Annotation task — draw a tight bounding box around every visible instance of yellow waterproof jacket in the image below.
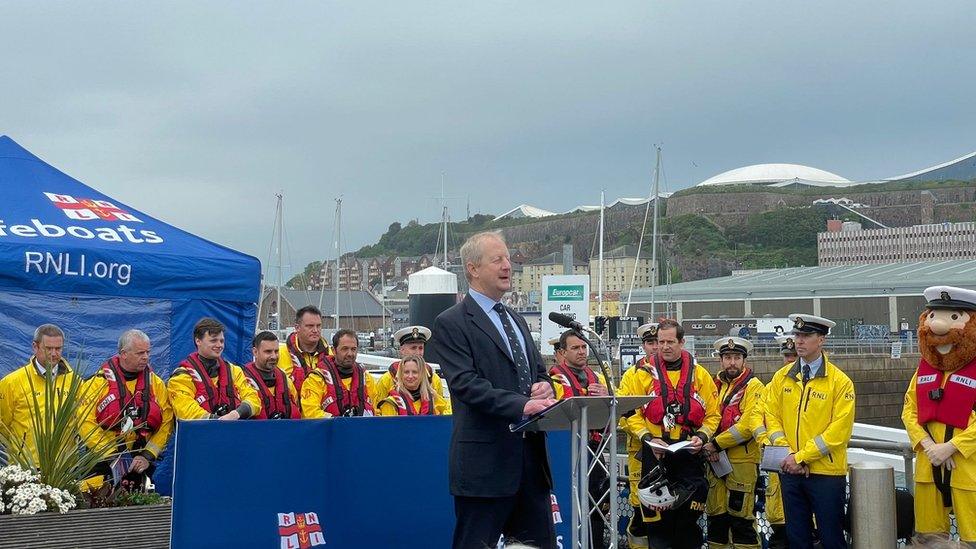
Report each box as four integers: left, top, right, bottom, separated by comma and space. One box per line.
167, 362, 261, 420
621, 359, 721, 443
300, 368, 378, 419
618, 361, 655, 456
751, 383, 776, 446
376, 391, 452, 416
278, 341, 333, 380
551, 365, 608, 400
713, 373, 764, 463
764, 354, 855, 476
79, 369, 174, 459
0, 358, 78, 462
903, 370, 976, 489
373, 365, 446, 408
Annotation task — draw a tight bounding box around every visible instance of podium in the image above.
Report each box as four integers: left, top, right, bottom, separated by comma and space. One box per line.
513, 395, 652, 549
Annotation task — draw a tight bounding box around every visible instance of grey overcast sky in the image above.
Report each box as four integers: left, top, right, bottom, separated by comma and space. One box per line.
2, 1, 973, 278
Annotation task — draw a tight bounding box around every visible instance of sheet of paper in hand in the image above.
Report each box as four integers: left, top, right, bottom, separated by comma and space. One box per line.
761, 445, 792, 473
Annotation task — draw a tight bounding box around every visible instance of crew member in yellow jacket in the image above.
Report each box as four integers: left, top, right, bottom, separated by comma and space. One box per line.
902, 285, 976, 543
703, 337, 764, 549
167, 318, 261, 420
79, 329, 173, 488
617, 322, 659, 549
763, 314, 855, 549
752, 335, 798, 549
301, 329, 377, 418
0, 324, 79, 463
621, 319, 720, 549
376, 354, 451, 416
372, 325, 446, 408
278, 305, 334, 394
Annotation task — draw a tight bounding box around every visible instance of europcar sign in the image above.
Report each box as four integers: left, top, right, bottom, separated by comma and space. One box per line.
541, 275, 590, 356
547, 285, 585, 301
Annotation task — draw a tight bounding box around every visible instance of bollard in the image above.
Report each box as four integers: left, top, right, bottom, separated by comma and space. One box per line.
849, 462, 897, 548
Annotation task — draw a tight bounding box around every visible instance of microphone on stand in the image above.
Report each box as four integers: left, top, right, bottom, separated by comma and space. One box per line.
548, 311, 584, 332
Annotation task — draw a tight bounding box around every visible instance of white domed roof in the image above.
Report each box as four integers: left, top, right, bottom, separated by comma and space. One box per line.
697, 163, 851, 187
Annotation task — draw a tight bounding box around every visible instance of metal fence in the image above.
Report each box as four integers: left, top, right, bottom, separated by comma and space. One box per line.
685, 336, 918, 357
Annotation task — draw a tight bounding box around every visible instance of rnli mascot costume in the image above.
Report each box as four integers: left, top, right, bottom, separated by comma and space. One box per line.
903, 285, 976, 543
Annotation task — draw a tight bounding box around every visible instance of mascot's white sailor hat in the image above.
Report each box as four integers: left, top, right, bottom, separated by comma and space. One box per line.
713, 336, 753, 357
393, 326, 432, 346
774, 334, 797, 354
548, 336, 562, 350
788, 314, 835, 335
923, 286, 976, 311
636, 323, 659, 342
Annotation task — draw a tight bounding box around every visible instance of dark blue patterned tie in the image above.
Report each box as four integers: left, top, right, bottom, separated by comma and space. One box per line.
802, 364, 811, 385
493, 302, 532, 395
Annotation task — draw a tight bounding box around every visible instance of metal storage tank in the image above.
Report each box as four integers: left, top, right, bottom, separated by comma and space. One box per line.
408, 267, 459, 357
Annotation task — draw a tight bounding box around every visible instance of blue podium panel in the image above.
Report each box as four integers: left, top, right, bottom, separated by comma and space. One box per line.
326, 416, 455, 548
171, 418, 574, 549
171, 420, 333, 549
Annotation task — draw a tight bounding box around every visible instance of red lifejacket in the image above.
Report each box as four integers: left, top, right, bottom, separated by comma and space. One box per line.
715, 368, 754, 433
385, 389, 435, 416
179, 353, 239, 414
242, 362, 301, 420
642, 351, 707, 434
285, 332, 334, 394
387, 360, 435, 383
549, 362, 600, 396
916, 357, 976, 430
94, 356, 163, 437
550, 362, 603, 442
311, 361, 374, 417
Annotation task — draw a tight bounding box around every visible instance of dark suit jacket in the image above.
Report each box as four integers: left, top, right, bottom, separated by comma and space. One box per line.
428, 294, 553, 498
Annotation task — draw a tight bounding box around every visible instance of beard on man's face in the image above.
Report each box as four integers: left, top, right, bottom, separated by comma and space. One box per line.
919, 311, 976, 371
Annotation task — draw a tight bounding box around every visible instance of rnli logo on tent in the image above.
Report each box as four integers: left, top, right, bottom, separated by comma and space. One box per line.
278, 511, 325, 549
44, 192, 142, 223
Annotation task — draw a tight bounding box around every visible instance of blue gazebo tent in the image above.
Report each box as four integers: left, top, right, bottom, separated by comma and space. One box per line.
0, 135, 261, 377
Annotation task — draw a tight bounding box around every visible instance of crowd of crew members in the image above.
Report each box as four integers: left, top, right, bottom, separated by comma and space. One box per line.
3, 285, 976, 549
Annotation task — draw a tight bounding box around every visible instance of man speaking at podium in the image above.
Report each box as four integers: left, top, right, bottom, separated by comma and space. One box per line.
429, 231, 558, 549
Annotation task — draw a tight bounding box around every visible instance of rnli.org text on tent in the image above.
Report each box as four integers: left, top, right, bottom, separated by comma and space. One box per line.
25, 251, 131, 286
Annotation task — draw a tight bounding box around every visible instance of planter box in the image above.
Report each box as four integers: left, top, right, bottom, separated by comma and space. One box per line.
0, 504, 171, 549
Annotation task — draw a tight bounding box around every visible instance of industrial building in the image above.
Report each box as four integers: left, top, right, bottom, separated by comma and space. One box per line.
626, 260, 976, 335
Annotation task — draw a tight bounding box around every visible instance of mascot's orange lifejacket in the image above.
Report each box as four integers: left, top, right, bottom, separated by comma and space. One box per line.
95, 356, 163, 436
716, 368, 754, 433
641, 350, 706, 435
916, 358, 976, 430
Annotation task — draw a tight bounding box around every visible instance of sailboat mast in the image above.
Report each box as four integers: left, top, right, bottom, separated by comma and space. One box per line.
276, 193, 283, 332
649, 147, 661, 319
335, 197, 342, 329
598, 190, 605, 318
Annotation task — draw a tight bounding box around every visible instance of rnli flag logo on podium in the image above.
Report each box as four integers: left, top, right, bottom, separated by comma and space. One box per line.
550, 493, 562, 525
44, 192, 142, 222
277, 511, 325, 549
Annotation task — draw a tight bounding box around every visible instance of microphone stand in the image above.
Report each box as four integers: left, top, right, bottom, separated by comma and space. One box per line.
569, 325, 619, 549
